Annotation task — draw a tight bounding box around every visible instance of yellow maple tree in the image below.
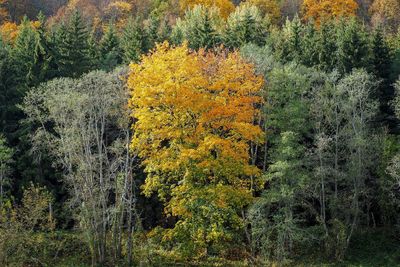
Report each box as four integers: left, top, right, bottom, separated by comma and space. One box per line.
128, 42, 264, 255
179, 0, 235, 18
302, 0, 358, 24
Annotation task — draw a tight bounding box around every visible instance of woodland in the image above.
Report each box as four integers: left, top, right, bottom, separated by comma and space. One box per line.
0, 0, 400, 266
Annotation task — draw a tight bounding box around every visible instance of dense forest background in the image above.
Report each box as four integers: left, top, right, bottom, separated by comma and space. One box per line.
1, 0, 400, 266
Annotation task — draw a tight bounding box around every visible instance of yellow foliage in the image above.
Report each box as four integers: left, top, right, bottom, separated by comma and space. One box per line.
104, 1, 133, 29
128, 42, 264, 253
242, 0, 281, 24
302, 0, 358, 24
179, 0, 235, 18
0, 22, 18, 43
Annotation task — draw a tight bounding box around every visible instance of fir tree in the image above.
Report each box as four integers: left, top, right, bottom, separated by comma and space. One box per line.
317, 20, 337, 71
224, 4, 267, 48
335, 19, 370, 74
31, 12, 54, 85
99, 22, 122, 71
55, 10, 92, 78
12, 16, 38, 87
371, 26, 395, 128
121, 17, 146, 64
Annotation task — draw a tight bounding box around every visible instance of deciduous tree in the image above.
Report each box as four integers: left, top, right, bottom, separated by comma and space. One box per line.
128, 42, 264, 256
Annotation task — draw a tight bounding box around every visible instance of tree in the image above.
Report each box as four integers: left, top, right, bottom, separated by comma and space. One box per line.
249, 64, 315, 261
128, 42, 264, 257
302, 0, 359, 25
172, 5, 222, 50
179, 0, 235, 18
0, 135, 13, 205
369, 0, 400, 31
23, 68, 139, 265
54, 10, 93, 77
224, 4, 268, 48
242, 0, 281, 24
99, 22, 122, 71
121, 17, 147, 63
12, 16, 38, 87
335, 19, 370, 74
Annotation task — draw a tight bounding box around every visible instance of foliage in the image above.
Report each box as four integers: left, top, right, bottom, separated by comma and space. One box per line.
171, 5, 222, 49
242, 0, 281, 24
179, 0, 235, 18
224, 4, 269, 48
369, 0, 400, 31
0, 135, 13, 203
302, 0, 359, 25
23, 68, 139, 265
0, 183, 55, 266
128, 42, 264, 257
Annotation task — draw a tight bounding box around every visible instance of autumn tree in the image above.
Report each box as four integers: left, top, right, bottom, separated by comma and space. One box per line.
128, 42, 264, 256
302, 0, 358, 25
180, 0, 235, 18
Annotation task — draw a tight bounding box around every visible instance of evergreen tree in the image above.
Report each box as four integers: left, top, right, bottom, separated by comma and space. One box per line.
300, 20, 318, 67
275, 16, 303, 63
172, 5, 221, 50
99, 22, 122, 71
31, 12, 54, 85
335, 19, 370, 74
12, 16, 38, 88
121, 17, 146, 64
371, 26, 396, 128
224, 4, 268, 48
55, 10, 93, 78
316, 20, 337, 71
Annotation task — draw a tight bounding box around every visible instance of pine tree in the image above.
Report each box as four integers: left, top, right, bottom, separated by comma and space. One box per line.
173, 5, 221, 50
55, 10, 93, 78
300, 21, 318, 67
371, 26, 395, 127
335, 19, 370, 74
99, 22, 122, 71
12, 16, 38, 87
224, 4, 267, 48
317, 20, 337, 71
31, 12, 54, 85
121, 17, 146, 64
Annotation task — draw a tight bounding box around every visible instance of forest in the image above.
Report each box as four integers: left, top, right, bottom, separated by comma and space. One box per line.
0, 0, 400, 266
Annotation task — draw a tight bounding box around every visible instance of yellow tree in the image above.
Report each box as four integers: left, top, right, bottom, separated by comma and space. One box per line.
128, 42, 264, 256
302, 0, 358, 24
242, 0, 281, 24
179, 0, 235, 18
0, 22, 18, 43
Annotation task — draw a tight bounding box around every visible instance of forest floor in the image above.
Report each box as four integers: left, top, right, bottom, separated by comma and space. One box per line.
48, 228, 400, 267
